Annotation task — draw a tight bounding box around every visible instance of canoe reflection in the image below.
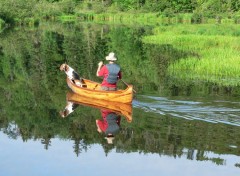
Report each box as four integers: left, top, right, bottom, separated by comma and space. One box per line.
62, 91, 132, 122
60, 91, 133, 144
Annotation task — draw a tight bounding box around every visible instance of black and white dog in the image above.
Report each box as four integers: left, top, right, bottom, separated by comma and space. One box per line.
60, 63, 85, 87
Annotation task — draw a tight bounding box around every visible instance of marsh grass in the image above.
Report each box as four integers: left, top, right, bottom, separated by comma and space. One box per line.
143, 24, 240, 86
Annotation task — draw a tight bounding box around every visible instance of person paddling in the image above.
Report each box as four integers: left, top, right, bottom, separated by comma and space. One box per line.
96, 52, 122, 91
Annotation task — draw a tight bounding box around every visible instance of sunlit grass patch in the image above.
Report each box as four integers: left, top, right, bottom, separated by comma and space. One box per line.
142, 24, 240, 86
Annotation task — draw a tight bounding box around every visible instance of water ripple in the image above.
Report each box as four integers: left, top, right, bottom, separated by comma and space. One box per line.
133, 96, 240, 127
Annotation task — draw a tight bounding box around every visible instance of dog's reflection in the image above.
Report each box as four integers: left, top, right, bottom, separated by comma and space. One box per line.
59, 101, 79, 118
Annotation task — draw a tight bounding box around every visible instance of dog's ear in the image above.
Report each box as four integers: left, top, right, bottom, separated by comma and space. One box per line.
59, 111, 65, 117
64, 109, 70, 116
65, 64, 69, 72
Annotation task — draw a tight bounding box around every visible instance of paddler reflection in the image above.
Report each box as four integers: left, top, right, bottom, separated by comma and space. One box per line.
96, 109, 121, 144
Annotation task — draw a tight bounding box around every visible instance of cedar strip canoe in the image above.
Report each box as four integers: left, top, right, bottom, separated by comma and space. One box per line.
67, 91, 133, 122
66, 78, 133, 104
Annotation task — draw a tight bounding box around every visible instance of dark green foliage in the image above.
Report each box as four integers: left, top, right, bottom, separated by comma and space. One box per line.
0, 0, 239, 25
191, 12, 204, 24
0, 0, 38, 22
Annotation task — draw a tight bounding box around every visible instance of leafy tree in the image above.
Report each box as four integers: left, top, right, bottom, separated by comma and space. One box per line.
0, 0, 38, 22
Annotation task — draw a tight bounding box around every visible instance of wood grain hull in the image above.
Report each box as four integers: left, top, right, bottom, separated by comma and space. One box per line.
66, 78, 133, 104
66, 91, 133, 122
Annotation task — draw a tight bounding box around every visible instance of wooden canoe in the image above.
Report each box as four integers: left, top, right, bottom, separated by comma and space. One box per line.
66, 91, 133, 122
66, 77, 133, 104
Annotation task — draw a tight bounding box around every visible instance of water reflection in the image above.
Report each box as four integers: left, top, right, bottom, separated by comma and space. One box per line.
0, 22, 240, 174
65, 91, 133, 122
60, 101, 79, 118
60, 91, 132, 144
96, 109, 121, 144
134, 95, 240, 127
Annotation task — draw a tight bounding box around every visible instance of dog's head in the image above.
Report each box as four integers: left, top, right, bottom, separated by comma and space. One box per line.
60, 64, 69, 71
59, 109, 70, 118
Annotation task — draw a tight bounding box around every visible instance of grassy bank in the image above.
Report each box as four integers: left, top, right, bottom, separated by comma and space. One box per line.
142, 24, 240, 86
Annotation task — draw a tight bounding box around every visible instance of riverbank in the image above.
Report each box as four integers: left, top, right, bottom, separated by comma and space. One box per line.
58, 12, 240, 26
1, 11, 240, 30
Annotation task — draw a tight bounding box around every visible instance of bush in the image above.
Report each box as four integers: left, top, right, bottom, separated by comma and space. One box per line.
0, 0, 38, 23
34, 1, 63, 19
191, 12, 203, 24
233, 12, 240, 24
59, 0, 76, 14
162, 8, 175, 18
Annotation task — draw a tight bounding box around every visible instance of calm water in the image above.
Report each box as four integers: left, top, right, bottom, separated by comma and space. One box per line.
0, 22, 239, 175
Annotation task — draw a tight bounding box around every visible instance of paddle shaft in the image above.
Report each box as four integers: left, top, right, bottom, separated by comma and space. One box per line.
120, 79, 137, 93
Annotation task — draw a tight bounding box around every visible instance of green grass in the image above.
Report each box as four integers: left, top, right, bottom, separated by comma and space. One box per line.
142, 24, 240, 86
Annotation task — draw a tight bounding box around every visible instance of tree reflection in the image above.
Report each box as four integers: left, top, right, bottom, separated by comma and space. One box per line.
0, 22, 239, 165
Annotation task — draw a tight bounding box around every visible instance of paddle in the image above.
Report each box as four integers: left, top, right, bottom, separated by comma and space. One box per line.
120, 79, 137, 93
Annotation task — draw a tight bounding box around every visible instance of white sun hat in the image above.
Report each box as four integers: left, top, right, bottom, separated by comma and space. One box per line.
106, 52, 117, 61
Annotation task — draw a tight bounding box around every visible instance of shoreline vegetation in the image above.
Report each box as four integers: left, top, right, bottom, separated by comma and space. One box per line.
1, 11, 240, 28
0, 0, 240, 87
0, 0, 240, 27
59, 12, 239, 25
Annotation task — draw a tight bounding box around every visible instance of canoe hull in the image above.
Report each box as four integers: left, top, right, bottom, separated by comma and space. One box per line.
66, 78, 133, 104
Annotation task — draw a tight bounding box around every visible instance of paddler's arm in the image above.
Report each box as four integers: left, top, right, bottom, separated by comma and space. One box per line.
96, 120, 103, 133
96, 61, 103, 76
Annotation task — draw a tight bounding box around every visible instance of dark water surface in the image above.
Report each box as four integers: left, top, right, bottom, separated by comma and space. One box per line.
0, 22, 239, 176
